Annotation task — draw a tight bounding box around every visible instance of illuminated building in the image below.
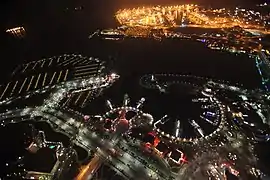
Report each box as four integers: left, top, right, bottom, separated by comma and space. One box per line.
6, 27, 26, 38
26, 142, 40, 154
115, 5, 270, 34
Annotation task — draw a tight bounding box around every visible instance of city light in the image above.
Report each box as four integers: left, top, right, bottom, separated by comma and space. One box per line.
2, 2, 270, 176
115, 4, 270, 34
6, 27, 26, 38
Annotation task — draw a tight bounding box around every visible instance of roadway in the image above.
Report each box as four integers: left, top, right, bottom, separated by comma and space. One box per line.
52, 145, 76, 179
0, 92, 173, 180
0, 72, 177, 180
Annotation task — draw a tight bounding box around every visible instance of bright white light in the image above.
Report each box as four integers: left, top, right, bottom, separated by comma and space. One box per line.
110, 73, 117, 78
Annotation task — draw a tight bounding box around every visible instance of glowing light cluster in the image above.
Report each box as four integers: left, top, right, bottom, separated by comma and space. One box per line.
115, 4, 269, 33
6, 27, 26, 38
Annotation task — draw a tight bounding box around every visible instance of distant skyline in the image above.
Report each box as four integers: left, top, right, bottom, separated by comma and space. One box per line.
114, 0, 267, 8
